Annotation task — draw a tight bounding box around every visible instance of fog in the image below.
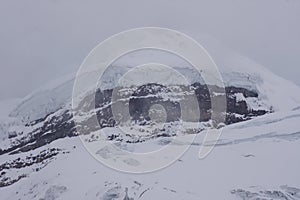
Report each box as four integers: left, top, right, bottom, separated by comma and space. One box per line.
0, 0, 299, 100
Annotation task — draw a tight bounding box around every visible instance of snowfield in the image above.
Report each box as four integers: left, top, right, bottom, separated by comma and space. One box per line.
1, 108, 300, 200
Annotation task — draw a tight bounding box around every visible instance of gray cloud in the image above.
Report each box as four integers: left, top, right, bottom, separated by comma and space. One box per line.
0, 0, 299, 100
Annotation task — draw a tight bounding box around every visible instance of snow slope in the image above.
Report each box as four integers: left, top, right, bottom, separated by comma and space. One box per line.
1, 109, 300, 200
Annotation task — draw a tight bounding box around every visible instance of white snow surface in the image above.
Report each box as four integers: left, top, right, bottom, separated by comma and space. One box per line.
0, 109, 300, 200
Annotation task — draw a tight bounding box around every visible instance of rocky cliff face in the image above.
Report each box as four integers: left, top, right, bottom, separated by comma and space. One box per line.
0, 82, 269, 157
96, 82, 268, 126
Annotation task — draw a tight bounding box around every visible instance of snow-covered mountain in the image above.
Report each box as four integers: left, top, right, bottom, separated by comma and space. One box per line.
1, 37, 300, 200
9, 41, 300, 124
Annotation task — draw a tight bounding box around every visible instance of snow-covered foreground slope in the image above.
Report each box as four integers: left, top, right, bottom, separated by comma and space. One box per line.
1, 108, 300, 200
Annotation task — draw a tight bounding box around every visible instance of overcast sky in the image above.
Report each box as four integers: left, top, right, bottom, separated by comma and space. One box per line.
0, 0, 299, 100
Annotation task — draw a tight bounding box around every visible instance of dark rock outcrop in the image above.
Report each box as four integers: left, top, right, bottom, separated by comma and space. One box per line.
0, 82, 270, 155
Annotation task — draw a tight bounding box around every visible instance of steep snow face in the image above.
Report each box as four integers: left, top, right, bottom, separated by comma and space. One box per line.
8, 36, 300, 123
193, 33, 300, 112
9, 73, 75, 123
0, 99, 20, 119
214, 51, 300, 112
0, 99, 22, 144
